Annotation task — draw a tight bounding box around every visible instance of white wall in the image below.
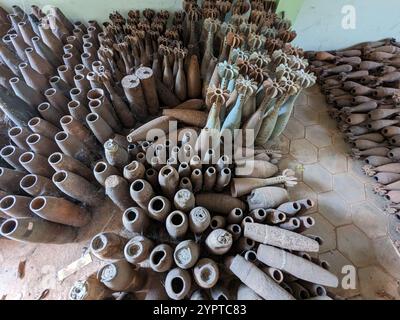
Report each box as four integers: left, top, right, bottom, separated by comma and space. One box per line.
292, 0, 400, 51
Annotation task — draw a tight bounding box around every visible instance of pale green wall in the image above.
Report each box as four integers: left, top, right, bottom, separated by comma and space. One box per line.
0, 0, 182, 22
276, 0, 305, 22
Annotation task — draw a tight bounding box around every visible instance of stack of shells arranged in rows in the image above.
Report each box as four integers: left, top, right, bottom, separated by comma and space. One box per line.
0, 1, 332, 301
308, 39, 400, 215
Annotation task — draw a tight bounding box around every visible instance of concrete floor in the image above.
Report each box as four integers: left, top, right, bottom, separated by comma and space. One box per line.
0, 86, 399, 300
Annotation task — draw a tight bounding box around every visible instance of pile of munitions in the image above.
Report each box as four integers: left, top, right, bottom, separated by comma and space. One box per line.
308, 39, 400, 214
0, 1, 337, 300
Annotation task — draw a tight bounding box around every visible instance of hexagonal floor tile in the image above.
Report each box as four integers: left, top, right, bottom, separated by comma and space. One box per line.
319, 146, 348, 174
294, 105, 320, 126
351, 202, 388, 239
337, 225, 377, 267
308, 92, 328, 111
319, 250, 360, 298
373, 237, 400, 279
303, 163, 333, 193
358, 266, 400, 300
333, 173, 366, 203
283, 118, 305, 140
290, 139, 318, 164
332, 133, 352, 154
287, 182, 317, 214
318, 112, 338, 134
318, 191, 352, 227
304, 85, 321, 96
305, 125, 333, 148
295, 92, 308, 106
304, 213, 337, 253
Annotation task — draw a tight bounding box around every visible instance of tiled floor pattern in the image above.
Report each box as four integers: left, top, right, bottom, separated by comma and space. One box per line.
0, 86, 399, 299
271, 85, 400, 299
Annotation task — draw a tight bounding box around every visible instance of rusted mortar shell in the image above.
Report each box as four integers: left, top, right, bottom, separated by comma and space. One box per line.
210, 216, 227, 230
237, 284, 263, 300
235, 160, 279, 178
28, 117, 58, 140
299, 281, 327, 297
306, 296, 333, 301
276, 201, 301, 216
229, 255, 295, 300
0, 217, 77, 244
73, 74, 91, 92
227, 208, 245, 224
104, 139, 129, 170
257, 244, 338, 288
159, 165, 179, 199
54, 131, 93, 164
8, 127, 31, 150
244, 250, 258, 264
193, 258, 219, 289
165, 268, 192, 300
69, 274, 112, 300
20, 174, 61, 197
19, 152, 55, 178
172, 99, 204, 110
279, 218, 301, 231
265, 209, 287, 224
26, 133, 59, 157
210, 283, 235, 300
52, 170, 102, 206
241, 216, 255, 229
88, 97, 120, 133
0, 145, 26, 171
216, 155, 231, 172
174, 240, 200, 269
123, 161, 145, 183
288, 282, 310, 300
38, 102, 63, 128
215, 168, 232, 192
203, 166, 217, 191
90, 232, 127, 261
136, 152, 147, 165
127, 144, 140, 159
177, 162, 191, 179
227, 224, 242, 241
44, 88, 69, 114
190, 155, 202, 171
86, 113, 114, 144
121, 74, 148, 121
195, 193, 247, 215
236, 237, 256, 252
135, 67, 159, 116
244, 223, 320, 252
127, 116, 174, 143
162, 109, 208, 127
0, 167, 25, 193
189, 206, 211, 234
166, 211, 189, 239
247, 187, 290, 211
297, 198, 316, 214
124, 235, 154, 264
297, 216, 316, 233
57, 65, 74, 87
81, 52, 95, 70
232, 178, 280, 198
130, 179, 154, 210
190, 290, 209, 300
149, 244, 174, 273
250, 208, 268, 223
189, 169, 202, 193
122, 207, 149, 234
384, 191, 400, 203
60, 115, 91, 142
262, 267, 284, 284
0, 195, 33, 218
174, 188, 195, 212
206, 229, 233, 255
49, 152, 93, 182
93, 161, 119, 187
105, 175, 135, 211
179, 177, 193, 191
97, 260, 146, 292
30, 196, 90, 227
